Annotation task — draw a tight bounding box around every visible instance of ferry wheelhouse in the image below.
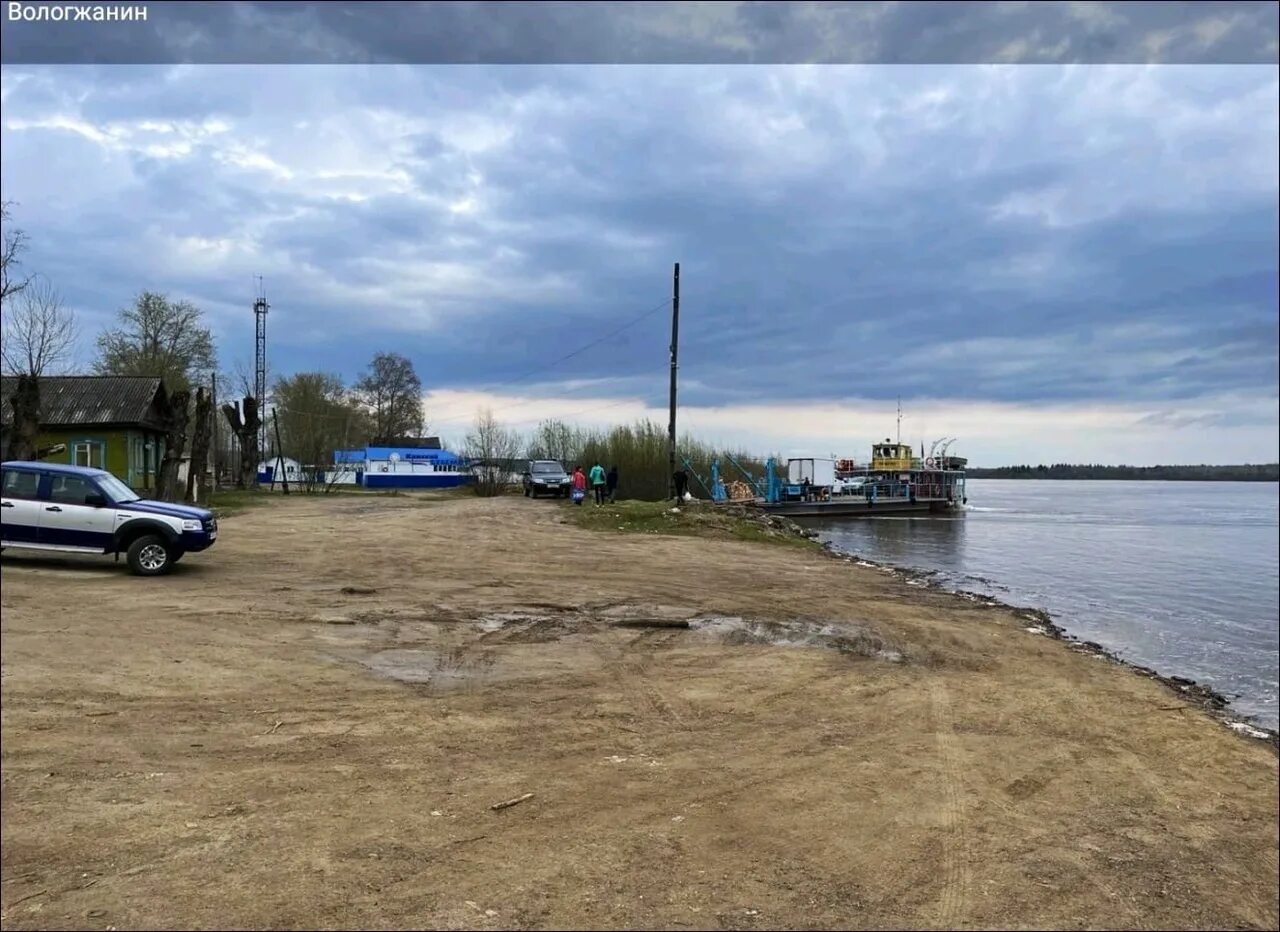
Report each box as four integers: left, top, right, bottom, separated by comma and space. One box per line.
753, 438, 967, 518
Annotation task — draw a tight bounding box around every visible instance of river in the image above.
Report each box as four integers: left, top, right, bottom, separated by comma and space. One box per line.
811, 479, 1280, 729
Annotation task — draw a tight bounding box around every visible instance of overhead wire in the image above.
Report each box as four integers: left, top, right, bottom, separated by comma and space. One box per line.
271, 292, 676, 431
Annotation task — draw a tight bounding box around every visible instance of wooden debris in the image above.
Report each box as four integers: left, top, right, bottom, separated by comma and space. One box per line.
614, 619, 690, 629
8, 889, 48, 907
489, 793, 534, 811
340, 586, 377, 595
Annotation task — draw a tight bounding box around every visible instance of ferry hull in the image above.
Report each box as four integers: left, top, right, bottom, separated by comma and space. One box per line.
756, 497, 959, 518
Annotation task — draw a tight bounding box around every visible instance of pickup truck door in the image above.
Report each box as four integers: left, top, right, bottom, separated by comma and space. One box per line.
0, 467, 44, 544
37, 473, 114, 551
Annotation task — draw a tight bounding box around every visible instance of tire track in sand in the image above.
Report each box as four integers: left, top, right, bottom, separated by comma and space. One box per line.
928, 680, 972, 928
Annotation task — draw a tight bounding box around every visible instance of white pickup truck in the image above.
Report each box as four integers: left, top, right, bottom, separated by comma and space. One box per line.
1, 460, 218, 576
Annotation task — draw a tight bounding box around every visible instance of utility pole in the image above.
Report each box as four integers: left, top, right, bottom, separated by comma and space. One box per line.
667, 262, 680, 499
254, 278, 269, 468
272, 408, 290, 494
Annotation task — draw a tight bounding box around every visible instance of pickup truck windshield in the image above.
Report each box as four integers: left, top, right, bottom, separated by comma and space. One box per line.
96, 473, 140, 503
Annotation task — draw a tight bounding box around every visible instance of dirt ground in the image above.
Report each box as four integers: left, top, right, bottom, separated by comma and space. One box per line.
2, 493, 1277, 931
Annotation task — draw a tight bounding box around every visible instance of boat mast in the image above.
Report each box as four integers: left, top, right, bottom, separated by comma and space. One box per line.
896, 396, 902, 446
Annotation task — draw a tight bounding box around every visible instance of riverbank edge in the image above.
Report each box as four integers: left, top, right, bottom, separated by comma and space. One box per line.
813, 538, 1280, 750
565, 499, 1277, 749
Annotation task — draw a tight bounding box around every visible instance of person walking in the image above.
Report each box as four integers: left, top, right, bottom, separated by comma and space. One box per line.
589, 461, 607, 505
673, 468, 688, 502
606, 465, 619, 503
571, 465, 587, 505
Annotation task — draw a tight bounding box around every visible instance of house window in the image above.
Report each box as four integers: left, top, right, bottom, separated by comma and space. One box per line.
72, 441, 106, 469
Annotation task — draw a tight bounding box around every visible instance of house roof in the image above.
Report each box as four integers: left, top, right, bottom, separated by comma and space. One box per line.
333, 446, 464, 463
0, 375, 168, 430
369, 436, 442, 449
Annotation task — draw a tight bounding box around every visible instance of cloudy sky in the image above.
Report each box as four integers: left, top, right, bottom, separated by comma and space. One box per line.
1, 7, 1277, 464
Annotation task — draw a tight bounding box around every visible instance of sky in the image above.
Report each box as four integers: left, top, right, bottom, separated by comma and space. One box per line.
1, 6, 1277, 465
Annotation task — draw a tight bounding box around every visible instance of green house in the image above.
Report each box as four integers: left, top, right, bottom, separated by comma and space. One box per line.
0, 375, 170, 492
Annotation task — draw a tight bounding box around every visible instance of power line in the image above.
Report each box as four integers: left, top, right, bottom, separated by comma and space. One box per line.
271, 294, 672, 432
473, 296, 671, 395
427, 365, 659, 427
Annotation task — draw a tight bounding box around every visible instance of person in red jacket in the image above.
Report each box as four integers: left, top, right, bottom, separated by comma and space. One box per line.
571, 465, 588, 505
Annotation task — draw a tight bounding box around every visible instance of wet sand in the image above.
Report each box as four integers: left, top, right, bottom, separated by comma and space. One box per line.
2, 494, 1277, 930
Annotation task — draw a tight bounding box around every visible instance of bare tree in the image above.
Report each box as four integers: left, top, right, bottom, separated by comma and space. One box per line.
273, 371, 369, 492
4, 374, 39, 461
1, 276, 77, 377
185, 387, 214, 503
221, 395, 262, 489
464, 408, 522, 497
210, 363, 254, 484
0, 201, 31, 305
156, 389, 192, 502
526, 418, 583, 466
95, 291, 216, 392
1, 207, 65, 463
354, 351, 424, 442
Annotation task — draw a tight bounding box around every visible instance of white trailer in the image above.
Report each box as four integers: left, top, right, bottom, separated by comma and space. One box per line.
786, 457, 836, 488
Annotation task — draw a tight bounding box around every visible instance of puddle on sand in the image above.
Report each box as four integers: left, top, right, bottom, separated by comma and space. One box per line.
475, 612, 547, 633
599, 603, 699, 622
339, 604, 904, 691
688, 615, 903, 662
362, 648, 499, 688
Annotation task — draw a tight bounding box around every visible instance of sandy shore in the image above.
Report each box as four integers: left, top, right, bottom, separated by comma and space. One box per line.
2, 493, 1277, 930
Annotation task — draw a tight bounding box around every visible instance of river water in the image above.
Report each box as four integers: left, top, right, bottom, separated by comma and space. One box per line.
811, 480, 1280, 729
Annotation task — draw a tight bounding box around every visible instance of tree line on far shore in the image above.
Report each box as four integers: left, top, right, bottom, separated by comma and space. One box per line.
967, 464, 1279, 481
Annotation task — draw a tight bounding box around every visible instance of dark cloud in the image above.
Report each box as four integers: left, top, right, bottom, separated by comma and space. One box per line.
2, 1, 1277, 65
0, 64, 1275, 430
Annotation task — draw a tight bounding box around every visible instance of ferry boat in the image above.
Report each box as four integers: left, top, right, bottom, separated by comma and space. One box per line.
752, 438, 967, 518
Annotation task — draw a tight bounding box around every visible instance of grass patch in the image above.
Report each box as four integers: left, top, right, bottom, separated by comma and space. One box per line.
207, 485, 376, 516
564, 499, 821, 550
207, 484, 474, 516
207, 488, 277, 518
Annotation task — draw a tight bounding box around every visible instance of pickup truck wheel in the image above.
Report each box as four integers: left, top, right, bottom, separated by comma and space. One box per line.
127, 534, 175, 576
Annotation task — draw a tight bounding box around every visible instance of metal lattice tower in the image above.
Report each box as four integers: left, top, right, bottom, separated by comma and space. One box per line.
254, 289, 268, 460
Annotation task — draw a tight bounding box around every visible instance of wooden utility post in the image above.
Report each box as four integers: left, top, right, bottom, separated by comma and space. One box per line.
272, 407, 290, 494
667, 262, 680, 499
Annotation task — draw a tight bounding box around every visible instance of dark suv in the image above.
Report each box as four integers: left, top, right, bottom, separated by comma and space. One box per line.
522, 460, 571, 498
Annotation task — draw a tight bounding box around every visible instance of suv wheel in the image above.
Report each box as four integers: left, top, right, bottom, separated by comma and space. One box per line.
127, 534, 175, 576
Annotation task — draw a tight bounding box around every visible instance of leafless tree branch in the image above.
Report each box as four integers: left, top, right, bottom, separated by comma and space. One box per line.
0, 275, 77, 377
0, 200, 32, 305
